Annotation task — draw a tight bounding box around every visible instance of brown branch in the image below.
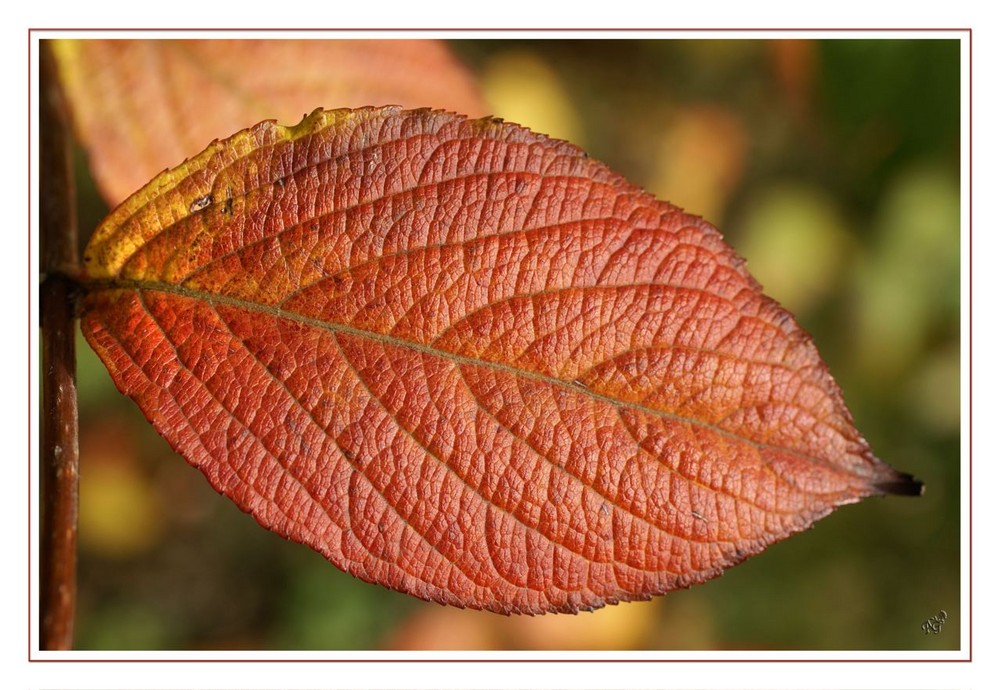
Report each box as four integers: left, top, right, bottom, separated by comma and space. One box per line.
39, 39, 80, 652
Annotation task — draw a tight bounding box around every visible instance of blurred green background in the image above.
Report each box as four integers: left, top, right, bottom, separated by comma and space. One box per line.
68, 38, 961, 651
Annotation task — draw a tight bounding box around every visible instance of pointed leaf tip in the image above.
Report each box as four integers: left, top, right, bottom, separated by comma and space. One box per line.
874, 472, 925, 497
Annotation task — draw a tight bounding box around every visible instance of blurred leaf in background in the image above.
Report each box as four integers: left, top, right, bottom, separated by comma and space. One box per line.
64, 36, 961, 651
53, 39, 488, 207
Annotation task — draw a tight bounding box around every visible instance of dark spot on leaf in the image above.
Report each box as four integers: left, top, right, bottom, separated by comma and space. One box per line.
189, 194, 213, 213
463, 241, 479, 268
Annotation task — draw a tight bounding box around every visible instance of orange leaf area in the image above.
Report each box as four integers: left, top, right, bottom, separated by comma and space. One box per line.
52, 39, 486, 206
80, 107, 920, 614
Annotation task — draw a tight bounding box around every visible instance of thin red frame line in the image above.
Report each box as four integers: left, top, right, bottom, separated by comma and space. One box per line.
967, 26, 973, 664
27, 27, 34, 664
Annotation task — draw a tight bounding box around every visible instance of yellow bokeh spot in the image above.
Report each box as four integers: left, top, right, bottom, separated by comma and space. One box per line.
647, 104, 747, 223
480, 50, 585, 147
734, 183, 854, 315
80, 459, 163, 558
501, 597, 662, 650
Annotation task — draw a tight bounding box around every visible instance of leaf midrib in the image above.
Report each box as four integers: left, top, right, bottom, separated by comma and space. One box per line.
86, 277, 866, 484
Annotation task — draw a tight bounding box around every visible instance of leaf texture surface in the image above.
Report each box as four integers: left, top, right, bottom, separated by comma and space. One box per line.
52, 39, 486, 206
80, 107, 920, 614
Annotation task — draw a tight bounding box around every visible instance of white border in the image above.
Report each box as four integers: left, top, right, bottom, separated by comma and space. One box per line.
13, 21, 982, 690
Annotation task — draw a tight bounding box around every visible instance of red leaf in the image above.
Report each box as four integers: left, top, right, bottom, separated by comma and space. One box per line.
81, 107, 920, 614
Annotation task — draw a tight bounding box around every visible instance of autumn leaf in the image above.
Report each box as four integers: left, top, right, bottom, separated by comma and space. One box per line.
80, 107, 920, 614
51, 39, 486, 206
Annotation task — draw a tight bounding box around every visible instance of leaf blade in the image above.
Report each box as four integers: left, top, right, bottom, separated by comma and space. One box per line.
82, 107, 919, 613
